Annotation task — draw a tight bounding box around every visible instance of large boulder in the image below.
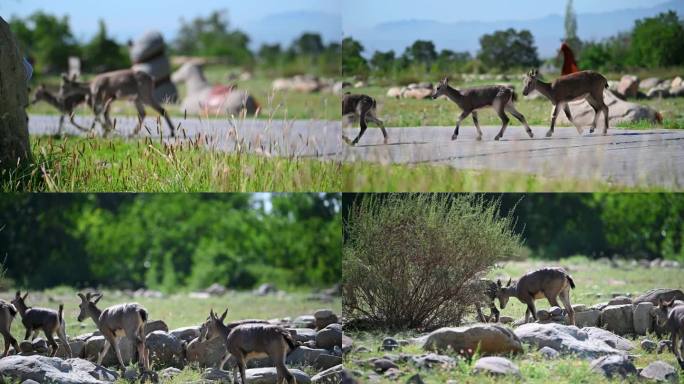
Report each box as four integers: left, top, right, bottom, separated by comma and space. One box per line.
144, 319, 169, 335
575, 309, 601, 328
590, 354, 637, 379
316, 323, 342, 350
145, 331, 185, 368
0, 355, 118, 384
56, 340, 86, 359
185, 337, 225, 368
582, 327, 634, 351
0, 16, 32, 170
633, 289, 684, 305
84, 336, 134, 368
557, 90, 660, 126
314, 309, 339, 330
633, 302, 654, 335
129, 30, 165, 63
419, 324, 523, 355
617, 75, 639, 98
513, 323, 630, 359
289, 328, 317, 343
129, 30, 177, 103
600, 304, 634, 336
245, 367, 311, 384
169, 326, 200, 343
639, 77, 661, 90
639, 360, 679, 382
472, 356, 521, 377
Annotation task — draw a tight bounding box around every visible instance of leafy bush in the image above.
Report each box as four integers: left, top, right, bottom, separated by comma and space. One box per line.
343, 194, 522, 331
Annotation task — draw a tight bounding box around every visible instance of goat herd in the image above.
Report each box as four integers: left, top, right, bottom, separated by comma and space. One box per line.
343, 69, 612, 146
0, 291, 300, 384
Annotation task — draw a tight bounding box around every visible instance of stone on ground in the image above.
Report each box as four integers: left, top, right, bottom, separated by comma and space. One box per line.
311, 364, 344, 384
590, 354, 637, 379
472, 356, 521, 377
145, 331, 185, 368
557, 90, 659, 126
633, 289, 684, 305
0, 355, 118, 384
419, 324, 523, 355
633, 302, 654, 335
639, 360, 679, 382
539, 346, 560, 359
245, 367, 311, 384
169, 325, 200, 343
514, 323, 630, 359
186, 336, 225, 368
641, 339, 657, 353
575, 309, 601, 328
600, 304, 634, 335
315, 323, 342, 350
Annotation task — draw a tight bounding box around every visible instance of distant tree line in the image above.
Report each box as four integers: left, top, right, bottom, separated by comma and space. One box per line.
343, 193, 684, 262
8, 10, 339, 77
0, 193, 341, 291
343, 10, 684, 82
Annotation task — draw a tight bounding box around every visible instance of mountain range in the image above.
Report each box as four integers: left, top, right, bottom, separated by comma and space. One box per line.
346, 0, 684, 57
245, 11, 342, 49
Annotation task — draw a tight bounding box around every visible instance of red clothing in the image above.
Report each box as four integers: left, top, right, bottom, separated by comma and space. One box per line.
560, 42, 579, 75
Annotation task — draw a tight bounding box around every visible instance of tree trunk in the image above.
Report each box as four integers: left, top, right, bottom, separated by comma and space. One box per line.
0, 16, 32, 171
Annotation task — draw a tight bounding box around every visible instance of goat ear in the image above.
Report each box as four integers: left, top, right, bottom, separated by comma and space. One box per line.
93, 294, 102, 304
22, 292, 29, 300
77, 293, 86, 301
496, 279, 502, 288
209, 308, 216, 319
15, 291, 21, 298
219, 308, 228, 322
506, 278, 512, 287
70, 73, 77, 81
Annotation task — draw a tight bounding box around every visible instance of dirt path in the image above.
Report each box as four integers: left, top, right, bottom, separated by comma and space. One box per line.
342, 125, 684, 188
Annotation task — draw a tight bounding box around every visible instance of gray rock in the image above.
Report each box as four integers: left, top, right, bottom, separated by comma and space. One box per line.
575, 309, 601, 328
536, 309, 551, 321
289, 328, 317, 343
499, 316, 514, 324
246, 367, 311, 384
639, 360, 678, 382
311, 364, 343, 384
472, 356, 521, 377
381, 337, 400, 351
582, 327, 634, 351
159, 367, 182, 379
633, 302, 654, 335
342, 334, 353, 354
203, 367, 232, 382
286, 346, 329, 366
21, 380, 40, 384
316, 324, 342, 350
514, 323, 629, 359
618, 75, 639, 98
633, 289, 684, 305
384, 367, 402, 379
0, 355, 118, 384
647, 87, 670, 99
418, 324, 523, 355
314, 309, 339, 330
56, 340, 86, 359
572, 304, 588, 313
144, 319, 169, 335
314, 354, 343, 370
657, 340, 672, 354
293, 315, 316, 329
641, 339, 657, 353
410, 353, 456, 369
19, 340, 33, 353
204, 283, 227, 296
406, 373, 426, 384
590, 302, 609, 311
608, 296, 632, 305
169, 326, 200, 343
590, 354, 637, 379
255, 283, 277, 296
558, 90, 660, 126
539, 346, 559, 359
84, 335, 134, 367
145, 331, 185, 368
374, 358, 398, 372
32, 338, 48, 354
639, 77, 661, 90
548, 306, 564, 317
601, 304, 634, 335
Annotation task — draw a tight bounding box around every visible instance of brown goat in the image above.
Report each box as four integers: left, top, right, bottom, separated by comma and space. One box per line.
199, 309, 298, 384
496, 268, 576, 325
654, 299, 684, 369
0, 300, 19, 357
11, 291, 72, 357
342, 93, 387, 145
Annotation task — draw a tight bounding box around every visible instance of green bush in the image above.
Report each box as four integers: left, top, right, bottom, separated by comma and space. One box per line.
343, 194, 522, 331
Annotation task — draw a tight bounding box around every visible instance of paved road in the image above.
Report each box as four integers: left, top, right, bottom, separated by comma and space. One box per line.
28, 114, 341, 158
342, 125, 684, 188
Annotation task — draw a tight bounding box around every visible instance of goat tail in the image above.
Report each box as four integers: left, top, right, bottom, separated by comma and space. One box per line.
139, 308, 149, 323
279, 328, 299, 351
58, 304, 64, 325
511, 90, 518, 103
567, 275, 576, 289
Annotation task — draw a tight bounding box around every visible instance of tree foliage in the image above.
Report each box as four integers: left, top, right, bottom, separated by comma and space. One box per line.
342, 37, 369, 78
477, 28, 540, 71
628, 11, 684, 68
0, 194, 341, 291
82, 20, 130, 73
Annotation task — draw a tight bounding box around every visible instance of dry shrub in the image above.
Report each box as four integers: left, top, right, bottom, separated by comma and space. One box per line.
343, 194, 522, 331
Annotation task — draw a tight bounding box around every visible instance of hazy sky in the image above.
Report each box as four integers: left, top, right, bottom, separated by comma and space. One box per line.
342, 0, 671, 32
0, 0, 340, 41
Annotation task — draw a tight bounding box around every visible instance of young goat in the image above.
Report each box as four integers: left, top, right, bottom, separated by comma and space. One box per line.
32, 83, 90, 134
199, 309, 298, 384
11, 291, 72, 357
431, 77, 533, 141
77, 292, 150, 375
0, 300, 19, 357
522, 69, 609, 137
653, 299, 684, 369
495, 268, 576, 325
342, 93, 387, 145
469, 278, 501, 323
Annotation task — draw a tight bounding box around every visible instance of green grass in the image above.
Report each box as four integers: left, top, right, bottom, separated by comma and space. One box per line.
4, 288, 340, 383
351, 84, 684, 129
1, 135, 341, 192
28, 65, 338, 121
345, 256, 684, 384
341, 162, 645, 192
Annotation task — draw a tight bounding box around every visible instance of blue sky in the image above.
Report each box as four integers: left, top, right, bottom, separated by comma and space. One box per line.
0, 0, 340, 44
342, 0, 670, 32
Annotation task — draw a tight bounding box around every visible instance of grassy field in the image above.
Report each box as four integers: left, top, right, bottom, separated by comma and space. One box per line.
350, 83, 684, 129
28, 65, 338, 122
1, 136, 340, 192
345, 256, 684, 384
341, 162, 650, 192
2, 288, 341, 383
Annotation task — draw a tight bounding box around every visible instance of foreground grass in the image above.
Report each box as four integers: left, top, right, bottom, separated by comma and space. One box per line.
1, 136, 340, 192
345, 256, 684, 383
29, 66, 338, 121
2, 289, 340, 383
353, 84, 684, 129
341, 162, 645, 192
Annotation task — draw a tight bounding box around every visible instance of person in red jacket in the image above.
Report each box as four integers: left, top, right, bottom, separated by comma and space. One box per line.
559, 41, 579, 75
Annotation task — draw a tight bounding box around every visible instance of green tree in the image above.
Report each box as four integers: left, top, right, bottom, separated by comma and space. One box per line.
628, 11, 684, 68
404, 40, 437, 66
258, 43, 282, 66
342, 37, 369, 78
370, 50, 395, 75
291, 33, 325, 56
82, 19, 130, 72
435, 49, 471, 72
564, 0, 582, 54
478, 29, 540, 71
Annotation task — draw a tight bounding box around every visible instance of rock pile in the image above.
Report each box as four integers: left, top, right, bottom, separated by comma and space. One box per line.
129, 30, 178, 103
